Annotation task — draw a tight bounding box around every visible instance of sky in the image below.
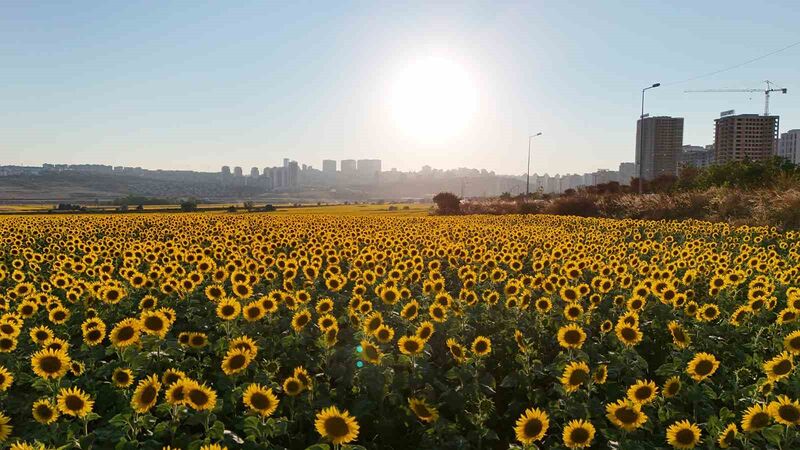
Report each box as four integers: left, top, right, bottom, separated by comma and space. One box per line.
1, 1, 798, 176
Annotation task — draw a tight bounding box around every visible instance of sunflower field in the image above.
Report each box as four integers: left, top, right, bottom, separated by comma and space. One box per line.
0, 213, 799, 450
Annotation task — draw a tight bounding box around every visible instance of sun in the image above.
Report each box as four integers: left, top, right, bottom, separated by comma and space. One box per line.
389, 56, 478, 143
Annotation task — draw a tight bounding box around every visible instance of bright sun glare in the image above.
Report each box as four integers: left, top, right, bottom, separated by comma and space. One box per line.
389, 57, 478, 143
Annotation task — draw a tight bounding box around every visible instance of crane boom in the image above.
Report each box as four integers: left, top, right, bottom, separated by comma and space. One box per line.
684, 80, 787, 116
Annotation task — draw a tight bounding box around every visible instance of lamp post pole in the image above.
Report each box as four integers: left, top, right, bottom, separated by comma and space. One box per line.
639, 83, 660, 194
526, 132, 542, 197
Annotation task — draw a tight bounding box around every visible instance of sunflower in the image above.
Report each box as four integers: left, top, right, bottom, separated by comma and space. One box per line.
31, 348, 70, 379
112, 368, 134, 388
398, 335, 425, 356
140, 310, 169, 338
717, 423, 737, 448
0, 366, 13, 392
0, 412, 10, 443
615, 322, 642, 347
185, 381, 217, 411
29, 325, 53, 345
557, 324, 586, 349
109, 318, 141, 348
216, 298, 241, 321
471, 336, 492, 357
666, 420, 702, 449
667, 321, 690, 348
165, 379, 191, 405
229, 335, 259, 357
408, 397, 439, 423
131, 374, 161, 413
221, 348, 253, 376
294, 366, 313, 390
741, 404, 772, 432
605, 399, 648, 431
0, 336, 17, 353
786, 330, 800, 355
361, 340, 383, 365
535, 297, 552, 313
562, 419, 595, 449
627, 379, 658, 405
374, 325, 395, 344
162, 368, 187, 386
446, 338, 466, 364
593, 364, 608, 384
768, 395, 800, 425
243, 384, 279, 417
763, 351, 794, 381
686, 352, 720, 382
242, 302, 266, 322
401, 301, 419, 321
82, 323, 106, 346
563, 302, 584, 321
314, 406, 360, 445
514, 407, 549, 444
57, 386, 93, 417
283, 376, 304, 396
600, 320, 613, 333
188, 332, 208, 349
663, 376, 682, 398
291, 309, 312, 332
415, 321, 435, 341
560, 361, 590, 393
32, 399, 59, 425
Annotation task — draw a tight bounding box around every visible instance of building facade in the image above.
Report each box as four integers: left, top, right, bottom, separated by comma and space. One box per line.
679, 145, 715, 170
635, 116, 684, 180
714, 114, 779, 164
322, 159, 337, 174
778, 129, 800, 165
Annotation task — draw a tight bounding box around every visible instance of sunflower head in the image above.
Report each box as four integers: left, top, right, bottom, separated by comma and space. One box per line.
314, 406, 360, 445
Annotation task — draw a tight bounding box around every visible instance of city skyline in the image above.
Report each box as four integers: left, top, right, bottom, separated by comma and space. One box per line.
2, 2, 799, 175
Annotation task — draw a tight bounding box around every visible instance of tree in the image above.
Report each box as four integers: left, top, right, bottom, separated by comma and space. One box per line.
180, 200, 198, 212
432, 192, 461, 215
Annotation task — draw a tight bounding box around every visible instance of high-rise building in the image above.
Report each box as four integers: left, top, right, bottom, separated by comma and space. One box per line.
341, 160, 357, 175
357, 159, 382, 182
618, 162, 636, 185
714, 114, 779, 164
778, 129, 800, 165
679, 145, 715, 170
635, 116, 684, 180
221, 166, 231, 176
233, 166, 243, 177
250, 167, 260, 177
322, 160, 337, 173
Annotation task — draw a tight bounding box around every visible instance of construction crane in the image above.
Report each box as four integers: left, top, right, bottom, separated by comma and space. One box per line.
685, 80, 787, 116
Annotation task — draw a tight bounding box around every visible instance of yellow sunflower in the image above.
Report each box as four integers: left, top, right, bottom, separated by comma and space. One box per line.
314, 406, 360, 445
0, 412, 10, 443
562, 419, 595, 449
398, 335, 425, 356
763, 351, 793, 381
560, 361, 590, 393
57, 386, 93, 417
109, 318, 141, 348
663, 376, 682, 398
686, 352, 720, 382
557, 324, 586, 349
627, 379, 658, 405
184, 381, 217, 411
717, 423, 737, 448
741, 404, 772, 432
30, 348, 70, 379
408, 397, 439, 423
221, 348, 253, 376
243, 384, 279, 417
471, 336, 492, 357
666, 420, 701, 449
514, 407, 549, 444
0, 366, 13, 392
112, 368, 134, 388
32, 399, 59, 425
605, 399, 648, 431
131, 374, 161, 413
785, 330, 800, 355
768, 395, 800, 426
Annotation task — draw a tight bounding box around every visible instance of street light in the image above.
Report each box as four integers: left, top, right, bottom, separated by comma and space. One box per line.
526, 132, 543, 197
638, 83, 660, 194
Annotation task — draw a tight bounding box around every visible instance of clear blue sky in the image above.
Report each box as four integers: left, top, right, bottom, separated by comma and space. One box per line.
1, 1, 798, 175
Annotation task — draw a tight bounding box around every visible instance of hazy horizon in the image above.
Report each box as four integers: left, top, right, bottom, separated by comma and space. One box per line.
2, 1, 798, 175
